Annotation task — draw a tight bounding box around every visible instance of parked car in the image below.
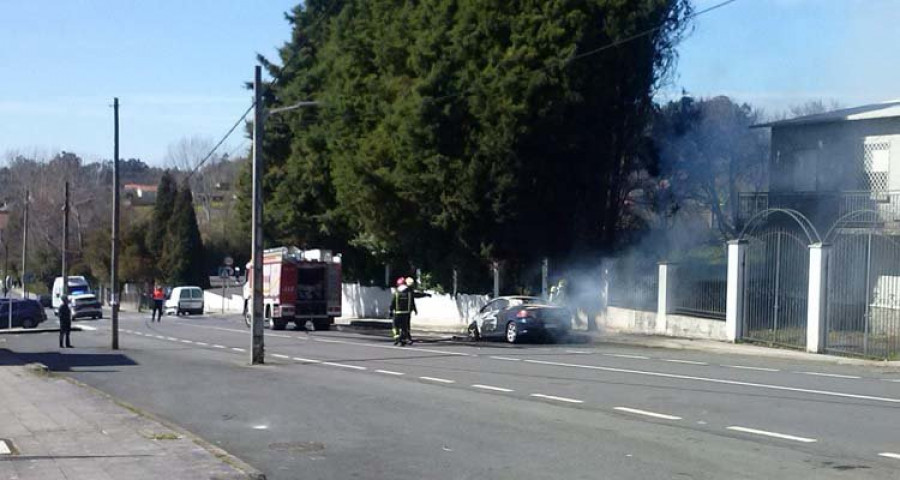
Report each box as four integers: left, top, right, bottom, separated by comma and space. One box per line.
0, 298, 48, 329
70, 293, 103, 320
165, 286, 205, 316
468, 296, 572, 343
38, 294, 52, 309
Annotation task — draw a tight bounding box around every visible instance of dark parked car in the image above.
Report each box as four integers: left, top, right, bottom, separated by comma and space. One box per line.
38, 294, 52, 308
468, 296, 572, 343
0, 298, 48, 329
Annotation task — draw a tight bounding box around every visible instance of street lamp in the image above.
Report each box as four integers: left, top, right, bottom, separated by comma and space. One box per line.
249, 64, 320, 365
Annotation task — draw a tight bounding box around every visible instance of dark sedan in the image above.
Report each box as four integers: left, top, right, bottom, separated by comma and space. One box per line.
0, 298, 48, 329
468, 296, 572, 343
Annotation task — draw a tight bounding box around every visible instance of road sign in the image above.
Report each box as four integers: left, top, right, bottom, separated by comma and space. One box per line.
219, 266, 234, 279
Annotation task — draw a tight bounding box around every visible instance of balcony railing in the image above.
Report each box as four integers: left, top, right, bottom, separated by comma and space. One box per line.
739, 191, 900, 230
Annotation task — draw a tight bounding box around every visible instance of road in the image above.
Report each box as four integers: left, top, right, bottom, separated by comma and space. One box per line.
2, 310, 899, 479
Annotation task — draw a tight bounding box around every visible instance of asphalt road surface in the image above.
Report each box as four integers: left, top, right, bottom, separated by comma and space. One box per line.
2, 310, 899, 479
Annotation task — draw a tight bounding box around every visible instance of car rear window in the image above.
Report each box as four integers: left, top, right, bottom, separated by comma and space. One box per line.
191, 289, 203, 299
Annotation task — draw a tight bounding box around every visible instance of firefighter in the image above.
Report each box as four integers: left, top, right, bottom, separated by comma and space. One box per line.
58, 296, 73, 349
552, 278, 568, 306
390, 277, 418, 346
151, 284, 165, 322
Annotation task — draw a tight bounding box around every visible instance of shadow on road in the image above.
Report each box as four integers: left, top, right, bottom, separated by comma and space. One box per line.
0, 348, 138, 371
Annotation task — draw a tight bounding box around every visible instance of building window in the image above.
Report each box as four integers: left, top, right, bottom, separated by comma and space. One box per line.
794, 149, 817, 192
863, 141, 890, 192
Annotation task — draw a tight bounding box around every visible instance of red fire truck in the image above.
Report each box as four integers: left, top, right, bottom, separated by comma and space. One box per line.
244, 247, 342, 331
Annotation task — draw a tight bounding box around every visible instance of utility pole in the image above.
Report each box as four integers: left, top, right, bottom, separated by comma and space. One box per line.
250, 65, 265, 365
21, 190, 28, 299
62, 182, 69, 298
111, 97, 120, 350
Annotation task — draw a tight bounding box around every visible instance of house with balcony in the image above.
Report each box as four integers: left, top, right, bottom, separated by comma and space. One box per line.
740, 100, 900, 232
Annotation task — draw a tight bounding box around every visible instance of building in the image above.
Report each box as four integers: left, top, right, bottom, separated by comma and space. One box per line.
740, 100, 900, 230
123, 184, 158, 206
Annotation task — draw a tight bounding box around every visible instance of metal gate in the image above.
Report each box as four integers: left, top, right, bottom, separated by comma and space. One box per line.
827, 229, 900, 359
742, 226, 810, 349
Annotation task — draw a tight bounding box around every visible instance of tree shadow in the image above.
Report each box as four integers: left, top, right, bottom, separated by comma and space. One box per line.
0, 349, 138, 371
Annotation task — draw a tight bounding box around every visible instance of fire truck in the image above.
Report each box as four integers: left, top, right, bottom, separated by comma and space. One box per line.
244, 247, 342, 331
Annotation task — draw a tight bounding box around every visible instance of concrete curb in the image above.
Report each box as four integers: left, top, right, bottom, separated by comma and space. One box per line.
35, 363, 267, 480
0, 327, 60, 334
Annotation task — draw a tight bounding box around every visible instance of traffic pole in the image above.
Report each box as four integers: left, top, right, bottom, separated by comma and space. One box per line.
21, 189, 28, 299
250, 65, 265, 365
62, 181, 69, 299
111, 97, 120, 350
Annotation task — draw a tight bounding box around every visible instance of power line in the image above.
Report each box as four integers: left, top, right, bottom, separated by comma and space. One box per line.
427, 0, 740, 105
187, 0, 342, 178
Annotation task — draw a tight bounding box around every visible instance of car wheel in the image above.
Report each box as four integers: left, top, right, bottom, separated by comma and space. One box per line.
272, 319, 287, 330
313, 320, 331, 331
506, 321, 519, 344
467, 322, 481, 341
22, 317, 37, 329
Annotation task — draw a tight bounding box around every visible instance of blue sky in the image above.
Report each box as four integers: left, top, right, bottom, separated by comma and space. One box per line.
1, 0, 898, 165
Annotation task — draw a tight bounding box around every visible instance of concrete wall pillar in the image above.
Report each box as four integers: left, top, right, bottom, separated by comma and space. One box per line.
656, 263, 675, 335
725, 240, 748, 342
806, 243, 831, 353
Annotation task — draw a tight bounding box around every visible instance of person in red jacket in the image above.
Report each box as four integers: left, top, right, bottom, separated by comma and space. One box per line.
151, 285, 165, 322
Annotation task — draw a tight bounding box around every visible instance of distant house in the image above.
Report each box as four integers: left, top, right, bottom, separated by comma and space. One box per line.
740, 100, 900, 230
123, 184, 158, 206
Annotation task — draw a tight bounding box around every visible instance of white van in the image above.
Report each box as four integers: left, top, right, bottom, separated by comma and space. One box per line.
52, 276, 102, 319
164, 286, 205, 316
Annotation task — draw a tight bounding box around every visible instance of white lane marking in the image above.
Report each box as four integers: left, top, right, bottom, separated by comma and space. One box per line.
269, 333, 294, 338
166, 337, 179, 341
156, 335, 166, 339
796, 371, 861, 379
77, 325, 97, 331
879, 452, 900, 460
375, 369, 405, 376
180, 339, 193, 344
293, 357, 322, 364
883, 379, 900, 383
0, 440, 11, 455
662, 359, 708, 366
272, 354, 289, 359
322, 362, 366, 371
472, 384, 514, 393
566, 350, 592, 355
530, 393, 583, 404
213, 344, 226, 349
231, 347, 246, 352
195, 342, 208, 346
726, 426, 817, 443
721, 365, 780, 372
133, 332, 142, 336
602, 353, 650, 360
522, 359, 900, 404
312, 337, 471, 356
252, 425, 268, 430
614, 407, 682, 420
420, 376, 455, 384
490, 356, 521, 362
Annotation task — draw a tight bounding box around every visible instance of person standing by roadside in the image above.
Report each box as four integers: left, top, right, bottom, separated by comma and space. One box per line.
390, 277, 418, 346
58, 296, 73, 348
151, 284, 165, 322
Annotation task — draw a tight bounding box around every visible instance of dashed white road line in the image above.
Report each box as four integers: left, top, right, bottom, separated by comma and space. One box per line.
662, 359, 708, 366
471, 384, 514, 393
490, 356, 521, 362
614, 407, 682, 420
879, 452, 900, 460
166, 337, 178, 342
313, 337, 471, 357
231, 347, 246, 352
530, 393, 583, 404
322, 362, 366, 370
272, 354, 290, 359
522, 359, 900, 404
721, 365, 780, 372
293, 357, 322, 364
180, 339, 193, 344
726, 426, 817, 443
883, 379, 900, 383
566, 350, 592, 355
77, 325, 98, 331
420, 376, 455, 384
375, 369, 405, 376
195, 342, 208, 346
212, 344, 226, 349
602, 353, 649, 360
796, 371, 860, 379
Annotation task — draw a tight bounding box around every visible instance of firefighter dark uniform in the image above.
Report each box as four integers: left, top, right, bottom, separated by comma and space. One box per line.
390, 283, 417, 346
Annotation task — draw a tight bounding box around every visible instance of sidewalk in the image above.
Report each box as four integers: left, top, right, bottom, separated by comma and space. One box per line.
0, 357, 263, 479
